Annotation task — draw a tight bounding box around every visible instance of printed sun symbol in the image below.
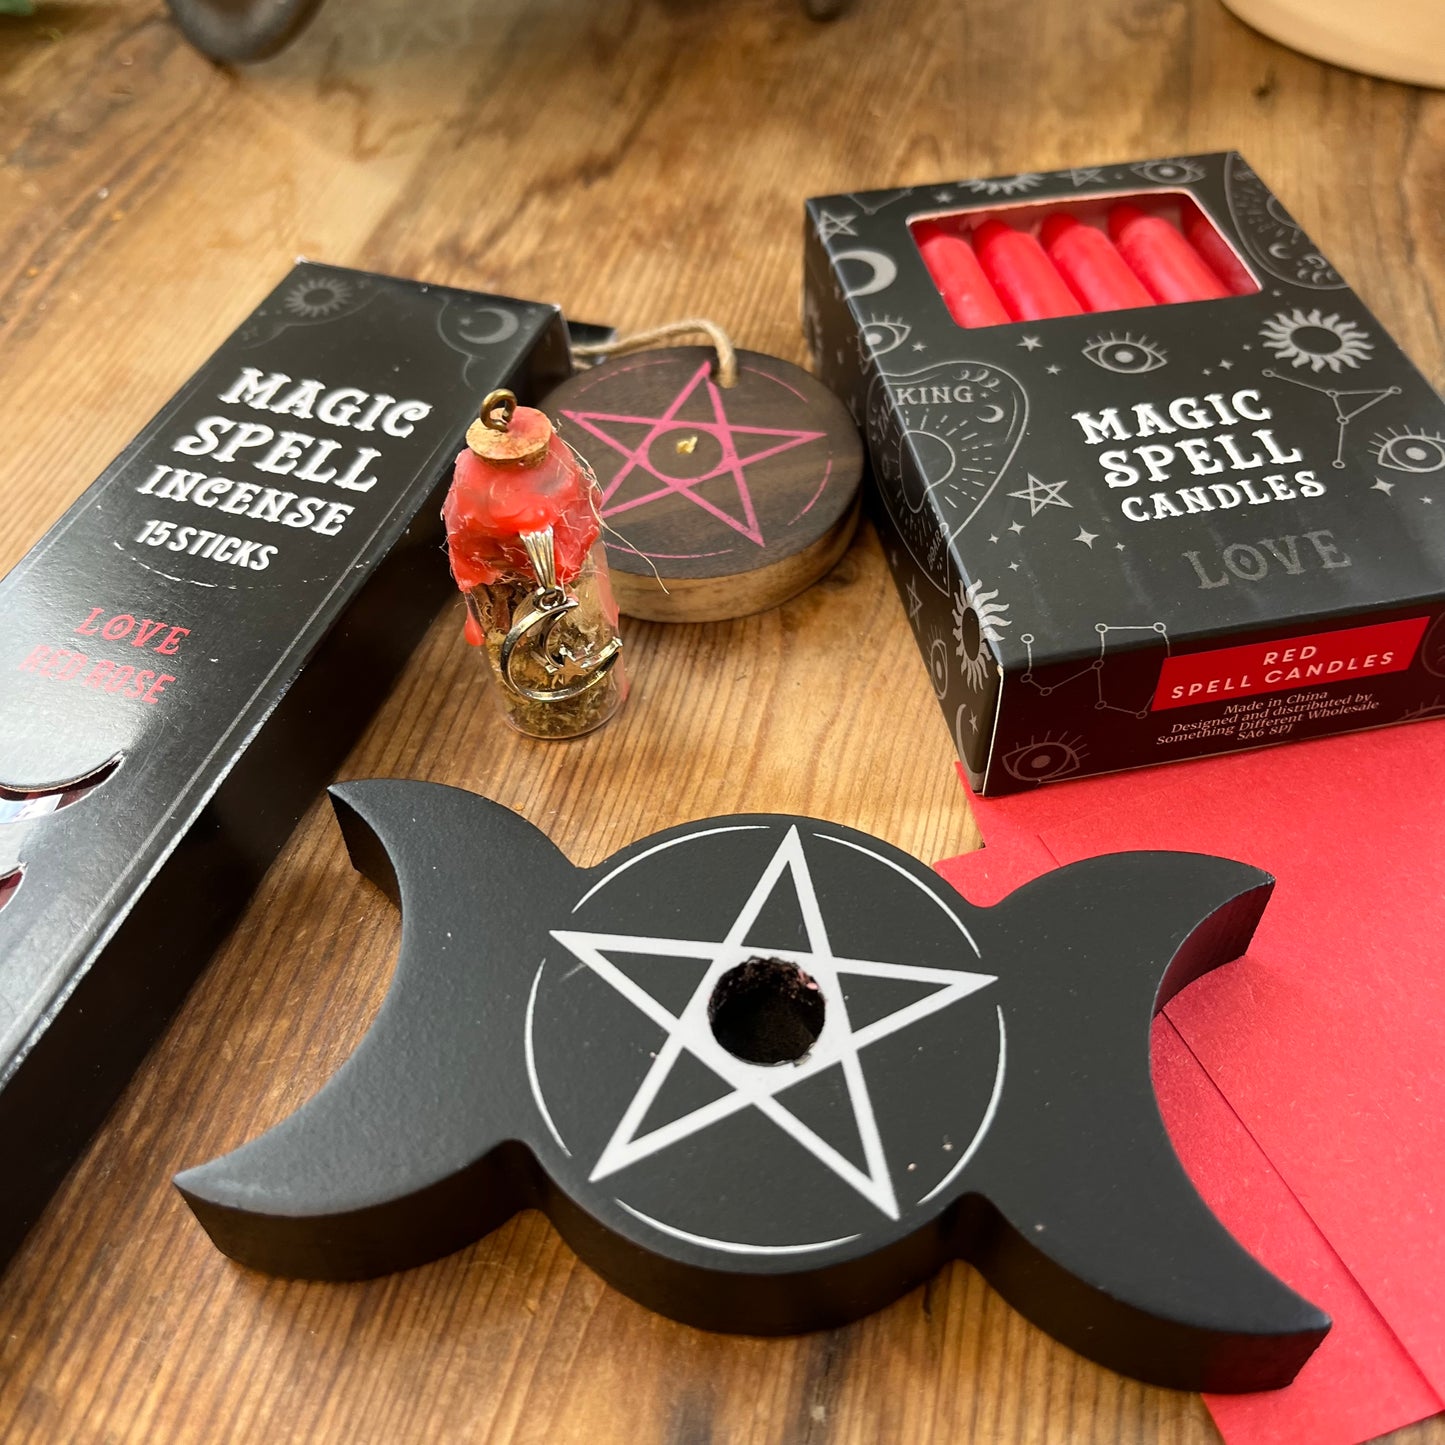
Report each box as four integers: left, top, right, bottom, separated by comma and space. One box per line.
284, 277, 355, 320
952, 579, 1011, 692
1259, 308, 1373, 374
965, 173, 1044, 199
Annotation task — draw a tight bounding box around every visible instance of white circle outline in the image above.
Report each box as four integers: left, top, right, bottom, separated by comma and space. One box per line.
525, 823, 1005, 1251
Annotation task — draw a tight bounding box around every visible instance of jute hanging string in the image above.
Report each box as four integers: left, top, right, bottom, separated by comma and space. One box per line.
571, 319, 739, 388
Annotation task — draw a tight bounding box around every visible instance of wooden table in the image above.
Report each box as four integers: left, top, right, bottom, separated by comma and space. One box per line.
0, 0, 1441, 1439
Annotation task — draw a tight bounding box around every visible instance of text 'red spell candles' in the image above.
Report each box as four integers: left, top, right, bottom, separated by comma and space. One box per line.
914, 221, 1010, 328
973, 219, 1083, 322
1108, 203, 1231, 304
443, 389, 627, 739
1040, 213, 1153, 313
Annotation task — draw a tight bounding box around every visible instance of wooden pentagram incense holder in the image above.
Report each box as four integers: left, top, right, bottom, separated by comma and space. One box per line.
176, 779, 1329, 1393
544, 345, 863, 622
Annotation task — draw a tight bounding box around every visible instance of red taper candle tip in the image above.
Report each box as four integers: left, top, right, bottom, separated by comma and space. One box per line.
1038, 213, 1078, 249
973, 220, 1082, 321
915, 221, 1010, 328
1109, 204, 1229, 304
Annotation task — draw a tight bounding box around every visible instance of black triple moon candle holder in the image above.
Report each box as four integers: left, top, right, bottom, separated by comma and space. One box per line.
176, 779, 1328, 1393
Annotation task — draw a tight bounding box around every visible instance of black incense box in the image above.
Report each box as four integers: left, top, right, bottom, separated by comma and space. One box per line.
803, 153, 1445, 793
0, 263, 574, 1267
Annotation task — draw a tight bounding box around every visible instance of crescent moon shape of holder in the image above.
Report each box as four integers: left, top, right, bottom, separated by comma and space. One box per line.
175, 779, 1329, 1393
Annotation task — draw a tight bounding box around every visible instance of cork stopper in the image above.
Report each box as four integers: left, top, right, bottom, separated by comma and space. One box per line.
465, 389, 553, 467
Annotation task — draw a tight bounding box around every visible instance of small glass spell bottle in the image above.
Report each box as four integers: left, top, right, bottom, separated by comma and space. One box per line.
442, 389, 627, 738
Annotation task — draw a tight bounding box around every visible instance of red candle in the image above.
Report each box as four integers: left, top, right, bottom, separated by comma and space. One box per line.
914, 220, 1010, 327
1183, 209, 1258, 296
1039, 213, 1153, 313
1108, 204, 1230, 304
972, 219, 1083, 322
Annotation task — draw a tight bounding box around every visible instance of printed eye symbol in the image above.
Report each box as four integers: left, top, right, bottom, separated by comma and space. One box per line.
1132, 158, 1207, 186
1001, 735, 1086, 783
1372, 430, 1445, 474
859, 318, 912, 358
1081, 333, 1169, 375
927, 635, 950, 698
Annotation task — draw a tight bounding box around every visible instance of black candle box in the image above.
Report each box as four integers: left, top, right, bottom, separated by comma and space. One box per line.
803, 153, 1445, 794
0, 263, 582, 1268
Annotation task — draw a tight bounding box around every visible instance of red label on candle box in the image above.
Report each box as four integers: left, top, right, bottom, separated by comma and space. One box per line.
1152, 616, 1429, 710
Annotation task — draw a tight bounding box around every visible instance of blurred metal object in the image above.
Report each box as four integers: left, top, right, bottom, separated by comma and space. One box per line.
167, 0, 850, 64
165, 0, 324, 63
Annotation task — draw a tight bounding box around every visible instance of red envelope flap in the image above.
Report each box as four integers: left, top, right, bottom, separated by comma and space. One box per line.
936, 721, 1445, 1445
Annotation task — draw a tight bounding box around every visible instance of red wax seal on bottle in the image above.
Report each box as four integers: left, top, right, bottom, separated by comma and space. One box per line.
443, 398, 601, 600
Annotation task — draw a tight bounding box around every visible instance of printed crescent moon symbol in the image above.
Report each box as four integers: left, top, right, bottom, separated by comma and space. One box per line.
456, 307, 521, 347
835, 249, 899, 300
978, 404, 1005, 423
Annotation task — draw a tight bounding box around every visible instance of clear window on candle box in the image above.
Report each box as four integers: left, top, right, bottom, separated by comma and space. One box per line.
908, 192, 1261, 329
804, 153, 1445, 795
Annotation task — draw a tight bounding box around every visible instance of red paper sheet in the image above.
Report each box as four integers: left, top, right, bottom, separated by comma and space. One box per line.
935, 722, 1445, 1445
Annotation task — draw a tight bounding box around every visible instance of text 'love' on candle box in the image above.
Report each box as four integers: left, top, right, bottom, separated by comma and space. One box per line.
803, 152, 1445, 794
0, 263, 579, 1270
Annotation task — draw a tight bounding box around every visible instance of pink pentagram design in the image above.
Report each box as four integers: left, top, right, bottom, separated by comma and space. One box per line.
561, 360, 827, 547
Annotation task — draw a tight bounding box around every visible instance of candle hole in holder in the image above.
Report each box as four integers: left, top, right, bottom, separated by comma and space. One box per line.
708, 958, 825, 1065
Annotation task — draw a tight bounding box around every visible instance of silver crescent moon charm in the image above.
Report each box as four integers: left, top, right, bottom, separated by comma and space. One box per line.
497, 528, 623, 702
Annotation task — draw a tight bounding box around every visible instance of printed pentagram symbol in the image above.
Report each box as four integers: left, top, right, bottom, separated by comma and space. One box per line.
1008, 474, 1072, 515
549, 827, 997, 1219
544, 349, 862, 618
816, 210, 858, 243
562, 359, 827, 547
906, 576, 924, 621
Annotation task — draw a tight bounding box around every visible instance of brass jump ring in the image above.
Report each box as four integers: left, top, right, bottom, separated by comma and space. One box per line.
480, 388, 517, 432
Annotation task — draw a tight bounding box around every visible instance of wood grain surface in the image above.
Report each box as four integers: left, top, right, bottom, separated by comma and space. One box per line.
0, 0, 1441, 1441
